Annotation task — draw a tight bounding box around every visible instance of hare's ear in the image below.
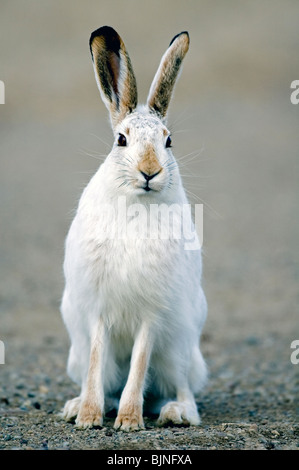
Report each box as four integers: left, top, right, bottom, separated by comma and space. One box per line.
147, 31, 189, 121
89, 26, 138, 129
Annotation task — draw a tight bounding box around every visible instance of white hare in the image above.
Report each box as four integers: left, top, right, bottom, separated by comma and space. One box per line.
60, 26, 207, 431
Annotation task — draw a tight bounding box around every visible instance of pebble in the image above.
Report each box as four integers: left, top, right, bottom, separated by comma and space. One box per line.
249, 424, 258, 433
41, 440, 48, 450
39, 385, 49, 394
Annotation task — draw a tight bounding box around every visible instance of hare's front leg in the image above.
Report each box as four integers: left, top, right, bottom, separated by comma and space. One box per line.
75, 317, 107, 429
114, 322, 153, 432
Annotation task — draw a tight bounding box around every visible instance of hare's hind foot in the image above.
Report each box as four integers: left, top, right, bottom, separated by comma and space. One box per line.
157, 401, 201, 427
61, 396, 81, 422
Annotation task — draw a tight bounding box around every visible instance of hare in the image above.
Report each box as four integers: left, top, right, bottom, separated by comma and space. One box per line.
60, 26, 207, 431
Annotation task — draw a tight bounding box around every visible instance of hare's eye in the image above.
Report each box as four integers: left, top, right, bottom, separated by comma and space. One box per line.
166, 135, 172, 148
117, 133, 127, 147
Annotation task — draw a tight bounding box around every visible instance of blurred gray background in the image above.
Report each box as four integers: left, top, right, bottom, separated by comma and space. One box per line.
0, 0, 298, 414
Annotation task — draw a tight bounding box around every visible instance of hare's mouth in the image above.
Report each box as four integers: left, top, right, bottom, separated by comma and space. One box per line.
143, 182, 153, 192
140, 181, 162, 193
130, 178, 163, 193
132, 183, 161, 194
137, 168, 164, 193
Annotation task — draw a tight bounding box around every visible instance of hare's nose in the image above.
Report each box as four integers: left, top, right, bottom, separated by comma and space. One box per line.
140, 169, 161, 182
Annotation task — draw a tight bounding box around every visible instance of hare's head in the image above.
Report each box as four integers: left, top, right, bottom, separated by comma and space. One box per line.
89, 26, 189, 199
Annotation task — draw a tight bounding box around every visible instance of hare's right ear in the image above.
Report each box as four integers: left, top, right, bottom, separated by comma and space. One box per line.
89, 26, 138, 129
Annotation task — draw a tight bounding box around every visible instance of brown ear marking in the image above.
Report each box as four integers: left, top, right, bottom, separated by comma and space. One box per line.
90, 26, 138, 126
137, 144, 163, 176
89, 26, 122, 63
147, 31, 189, 119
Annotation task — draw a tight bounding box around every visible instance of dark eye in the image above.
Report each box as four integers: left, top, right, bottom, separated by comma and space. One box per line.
166, 135, 172, 148
117, 133, 127, 147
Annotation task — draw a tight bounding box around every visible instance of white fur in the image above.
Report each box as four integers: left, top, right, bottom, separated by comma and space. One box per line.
61, 28, 207, 431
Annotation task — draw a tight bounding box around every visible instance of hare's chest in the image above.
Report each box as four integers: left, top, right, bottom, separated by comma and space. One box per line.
80, 231, 179, 301
83, 236, 169, 279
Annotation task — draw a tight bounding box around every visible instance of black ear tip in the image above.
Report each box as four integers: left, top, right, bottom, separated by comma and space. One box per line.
169, 31, 189, 47
89, 26, 121, 53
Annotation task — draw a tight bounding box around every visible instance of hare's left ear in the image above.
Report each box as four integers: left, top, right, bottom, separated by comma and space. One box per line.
89, 26, 138, 129
147, 32, 189, 121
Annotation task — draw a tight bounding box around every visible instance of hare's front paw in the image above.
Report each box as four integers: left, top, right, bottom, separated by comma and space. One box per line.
158, 401, 201, 427
75, 401, 103, 429
114, 403, 145, 432
61, 396, 81, 422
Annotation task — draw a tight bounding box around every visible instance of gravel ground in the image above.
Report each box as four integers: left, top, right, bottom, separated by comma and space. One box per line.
0, 333, 298, 450
0, 0, 298, 451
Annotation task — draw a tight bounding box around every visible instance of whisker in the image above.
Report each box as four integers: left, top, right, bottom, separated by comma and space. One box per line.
184, 188, 221, 219
115, 161, 130, 168
118, 180, 128, 189
115, 174, 128, 181
180, 174, 214, 179
168, 107, 195, 132
176, 149, 205, 164
89, 133, 111, 150
78, 148, 107, 162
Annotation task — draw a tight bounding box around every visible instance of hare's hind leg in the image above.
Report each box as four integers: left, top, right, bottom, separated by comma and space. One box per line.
157, 347, 207, 427
60, 347, 85, 422
157, 387, 201, 426
61, 396, 81, 422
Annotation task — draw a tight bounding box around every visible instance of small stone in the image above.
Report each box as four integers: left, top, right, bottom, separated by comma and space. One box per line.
245, 336, 260, 346
39, 385, 49, 394
21, 399, 31, 408
265, 440, 275, 450
16, 383, 25, 390
41, 439, 48, 450
249, 424, 258, 433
